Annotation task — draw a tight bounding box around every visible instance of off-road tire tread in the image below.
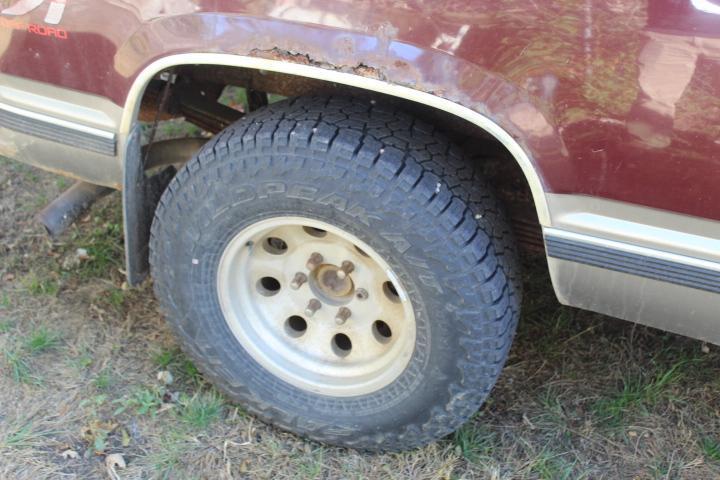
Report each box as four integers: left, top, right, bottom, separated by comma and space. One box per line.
149, 96, 521, 451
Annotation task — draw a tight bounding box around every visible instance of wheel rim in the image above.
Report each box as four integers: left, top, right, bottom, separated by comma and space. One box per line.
217, 216, 416, 396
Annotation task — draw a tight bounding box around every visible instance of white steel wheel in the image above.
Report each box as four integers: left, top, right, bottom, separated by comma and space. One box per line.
217, 216, 416, 396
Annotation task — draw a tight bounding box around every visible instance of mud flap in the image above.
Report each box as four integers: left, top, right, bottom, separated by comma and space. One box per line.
122, 125, 176, 286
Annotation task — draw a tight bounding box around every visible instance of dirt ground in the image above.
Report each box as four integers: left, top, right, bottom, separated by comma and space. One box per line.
1, 155, 719, 480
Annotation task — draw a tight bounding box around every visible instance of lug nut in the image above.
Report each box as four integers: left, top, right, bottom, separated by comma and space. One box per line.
356, 288, 369, 300
335, 307, 352, 325
305, 298, 322, 317
336, 260, 355, 280
306, 252, 323, 271
290, 272, 308, 290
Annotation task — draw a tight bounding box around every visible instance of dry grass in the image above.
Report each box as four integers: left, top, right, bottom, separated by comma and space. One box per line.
1, 156, 719, 479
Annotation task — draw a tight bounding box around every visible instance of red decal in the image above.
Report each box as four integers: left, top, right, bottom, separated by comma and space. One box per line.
1, 19, 68, 39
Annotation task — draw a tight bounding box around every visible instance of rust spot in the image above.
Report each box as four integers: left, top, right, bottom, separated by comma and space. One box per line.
351, 64, 382, 80
249, 47, 314, 66
249, 48, 386, 82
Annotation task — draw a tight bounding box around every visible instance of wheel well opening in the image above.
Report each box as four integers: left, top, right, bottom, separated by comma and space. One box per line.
136, 64, 544, 256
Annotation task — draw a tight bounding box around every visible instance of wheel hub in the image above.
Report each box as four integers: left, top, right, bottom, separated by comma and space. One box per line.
312, 264, 355, 302
216, 216, 416, 396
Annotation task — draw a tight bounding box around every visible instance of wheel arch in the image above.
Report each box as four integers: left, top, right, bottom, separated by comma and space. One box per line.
118, 53, 551, 284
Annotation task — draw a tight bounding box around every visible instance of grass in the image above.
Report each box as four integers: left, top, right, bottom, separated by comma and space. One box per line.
0, 319, 13, 333
0, 420, 57, 450
93, 368, 113, 390
24, 327, 61, 353
177, 390, 224, 428
24, 273, 59, 296
593, 361, 686, 426
527, 449, 579, 480
2, 326, 61, 385
113, 386, 163, 416
68, 213, 124, 279
453, 422, 496, 465
148, 431, 194, 478
2, 348, 34, 384
153, 347, 203, 383
153, 347, 183, 369
701, 437, 720, 462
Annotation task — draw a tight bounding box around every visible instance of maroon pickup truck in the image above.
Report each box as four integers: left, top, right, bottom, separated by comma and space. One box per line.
1, 0, 719, 450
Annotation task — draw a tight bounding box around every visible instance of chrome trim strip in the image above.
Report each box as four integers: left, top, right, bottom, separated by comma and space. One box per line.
0, 101, 116, 156
118, 53, 550, 225
544, 228, 720, 273
0, 101, 115, 140
545, 228, 720, 294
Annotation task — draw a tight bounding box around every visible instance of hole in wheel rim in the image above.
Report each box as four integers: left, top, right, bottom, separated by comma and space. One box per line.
373, 320, 392, 344
257, 276, 281, 296
383, 281, 401, 303
355, 245, 369, 257
303, 226, 327, 238
285, 315, 307, 338
263, 237, 288, 255
332, 333, 352, 357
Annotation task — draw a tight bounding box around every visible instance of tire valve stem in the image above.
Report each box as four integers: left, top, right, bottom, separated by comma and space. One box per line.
336, 260, 355, 280
305, 298, 322, 317
290, 272, 308, 290
335, 307, 352, 325
306, 252, 324, 271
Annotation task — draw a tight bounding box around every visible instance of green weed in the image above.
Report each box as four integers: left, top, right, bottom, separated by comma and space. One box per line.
454, 423, 496, 464
24, 274, 59, 296
594, 361, 685, 425
177, 391, 224, 429
25, 327, 61, 353
113, 387, 163, 416
2, 348, 34, 384
701, 437, 720, 462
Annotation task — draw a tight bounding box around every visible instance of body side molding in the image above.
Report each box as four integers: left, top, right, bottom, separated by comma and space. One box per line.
0, 101, 116, 155
545, 228, 720, 295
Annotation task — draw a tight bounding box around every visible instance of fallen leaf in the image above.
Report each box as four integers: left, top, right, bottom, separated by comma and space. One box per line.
61, 449, 79, 460
121, 429, 131, 447
106, 453, 126, 480
157, 370, 173, 385
81, 420, 118, 454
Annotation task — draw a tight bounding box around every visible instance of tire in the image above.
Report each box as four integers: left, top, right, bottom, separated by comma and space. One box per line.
149, 96, 520, 451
